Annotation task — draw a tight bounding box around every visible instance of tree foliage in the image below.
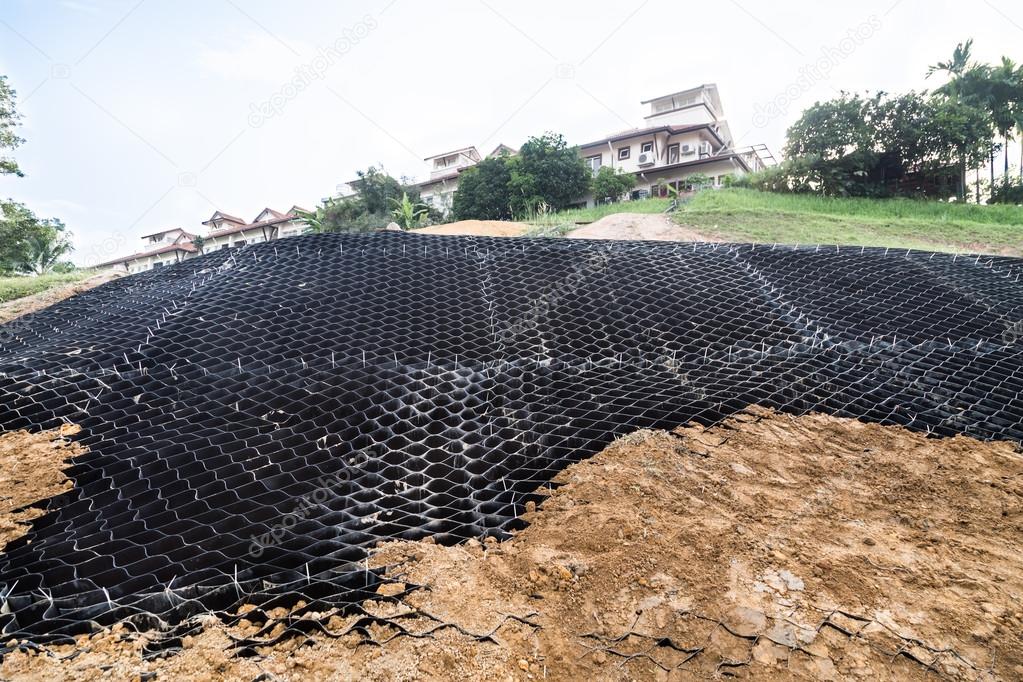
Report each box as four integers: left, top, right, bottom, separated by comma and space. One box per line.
299, 167, 438, 233
0, 201, 72, 275
389, 192, 428, 229
0, 75, 23, 178
507, 132, 591, 215
452, 156, 514, 220
590, 166, 636, 203
750, 41, 1022, 201
452, 133, 590, 220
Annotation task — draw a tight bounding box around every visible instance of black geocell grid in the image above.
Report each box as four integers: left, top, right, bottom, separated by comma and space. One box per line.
0, 232, 1020, 646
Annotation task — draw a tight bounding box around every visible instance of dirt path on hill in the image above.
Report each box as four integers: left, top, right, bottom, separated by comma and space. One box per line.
568, 213, 716, 242
4, 407, 1021, 681
0, 272, 121, 325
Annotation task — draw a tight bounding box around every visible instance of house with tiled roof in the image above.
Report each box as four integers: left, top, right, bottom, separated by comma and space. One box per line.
576, 84, 774, 206
415, 146, 483, 215
98, 206, 310, 274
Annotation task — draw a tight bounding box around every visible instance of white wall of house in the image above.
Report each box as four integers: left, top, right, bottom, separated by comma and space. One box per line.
419, 178, 458, 215
201, 219, 306, 252
581, 158, 743, 208
579, 128, 723, 177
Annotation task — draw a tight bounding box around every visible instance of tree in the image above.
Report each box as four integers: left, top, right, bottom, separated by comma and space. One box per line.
0, 75, 23, 177
389, 192, 428, 229
0, 202, 73, 275
507, 132, 590, 215
191, 234, 206, 253
776, 90, 990, 199
452, 156, 514, 220
19, 221, 73, 275
590, 166, 635, 203
300, 167, 437, 233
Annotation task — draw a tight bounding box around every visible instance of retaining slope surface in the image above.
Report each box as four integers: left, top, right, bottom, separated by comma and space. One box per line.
0, 232, 1020, 643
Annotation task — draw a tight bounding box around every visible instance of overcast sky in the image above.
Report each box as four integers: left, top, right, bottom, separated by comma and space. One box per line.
1, 0, 1019, 264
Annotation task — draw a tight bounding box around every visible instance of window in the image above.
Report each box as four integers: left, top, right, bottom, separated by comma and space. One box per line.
585, 154, 602, 175
234, 240, 247, 247
667, 144, 680, 164
641, 142, 653, 154
618, 147, 630, 160
153, 261, 163, 268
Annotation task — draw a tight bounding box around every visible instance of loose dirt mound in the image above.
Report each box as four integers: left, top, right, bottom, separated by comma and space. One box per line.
414, 220, 531, 237
0, 271, 122, 325
0, 425, 83, 552
567, 213, 715, 242
5, 407, 1020, 680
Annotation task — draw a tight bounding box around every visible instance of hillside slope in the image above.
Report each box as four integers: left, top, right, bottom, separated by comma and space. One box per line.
674, 189, 1023, 255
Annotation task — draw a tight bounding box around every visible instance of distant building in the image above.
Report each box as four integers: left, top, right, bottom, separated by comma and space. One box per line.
97, 206, 310, 274
330, 83, 773, 214
576, 84, 774, 206
415, 146, 483, 215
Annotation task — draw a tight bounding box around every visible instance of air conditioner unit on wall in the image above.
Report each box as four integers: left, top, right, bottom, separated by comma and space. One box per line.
681, 144, 694, 155
637, 151, 656, 167
699, 142, 712, 155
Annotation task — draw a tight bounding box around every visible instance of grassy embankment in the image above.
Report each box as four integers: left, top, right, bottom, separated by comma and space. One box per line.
0, 271, 95, 305
527, 188, 1023, 254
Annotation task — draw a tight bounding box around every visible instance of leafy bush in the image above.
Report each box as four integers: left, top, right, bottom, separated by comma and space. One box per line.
590, 166, 635, 203
507, 132, 591, 216
988, 176, 1023, 204
452, 156, 513, 220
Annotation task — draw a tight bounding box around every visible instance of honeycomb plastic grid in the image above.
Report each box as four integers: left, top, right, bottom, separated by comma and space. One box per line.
0, 232, 1020, 644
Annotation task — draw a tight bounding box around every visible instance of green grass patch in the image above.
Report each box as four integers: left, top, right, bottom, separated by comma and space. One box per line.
0, 270, 95, 305
524, 197, 672, 237
675, 189, 1023, 254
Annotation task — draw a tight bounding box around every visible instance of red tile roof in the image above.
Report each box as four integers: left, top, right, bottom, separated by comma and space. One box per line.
95, 242, 197, 267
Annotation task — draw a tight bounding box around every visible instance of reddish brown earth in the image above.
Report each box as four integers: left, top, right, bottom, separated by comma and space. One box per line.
1, 407, 1021, 680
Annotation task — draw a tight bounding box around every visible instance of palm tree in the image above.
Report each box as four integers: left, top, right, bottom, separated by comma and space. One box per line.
987, 57, 1023, 177
928, 40, 996, 201
20, 225, 73, 275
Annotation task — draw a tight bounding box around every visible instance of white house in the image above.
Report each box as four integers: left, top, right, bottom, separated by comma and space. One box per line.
416, 146, 483, 215
96, 228, 200, 274
98, 206, 310, 273
331, 84, 771, 213
576, 84, 773, 206
200, 207, 309, 251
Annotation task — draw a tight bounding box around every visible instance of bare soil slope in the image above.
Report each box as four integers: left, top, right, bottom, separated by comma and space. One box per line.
3, 407, 1021, 680
414, 221, 532, 237
0, 426, 83, 552
568, 213, 715, 242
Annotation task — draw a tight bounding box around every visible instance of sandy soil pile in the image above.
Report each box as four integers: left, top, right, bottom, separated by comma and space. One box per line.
414, 221, 532, 237
567, 213, 714, 242
0, 425, 83, 552
2, 407, 1021, 680
0, 272, 122, 325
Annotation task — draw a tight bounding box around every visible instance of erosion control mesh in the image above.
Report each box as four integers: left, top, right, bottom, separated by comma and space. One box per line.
0, 232, 1020, 647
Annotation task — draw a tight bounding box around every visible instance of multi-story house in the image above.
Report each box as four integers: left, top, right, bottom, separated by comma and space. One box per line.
200, 207, 309, 251
97, 206, 310, 274
332, 84, 770, 214
576, 84, 771, 206
95, 228, 199, 274
416, 146, 483, 215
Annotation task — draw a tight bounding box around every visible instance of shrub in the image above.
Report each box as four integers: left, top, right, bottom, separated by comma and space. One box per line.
590, 166, 636, 203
